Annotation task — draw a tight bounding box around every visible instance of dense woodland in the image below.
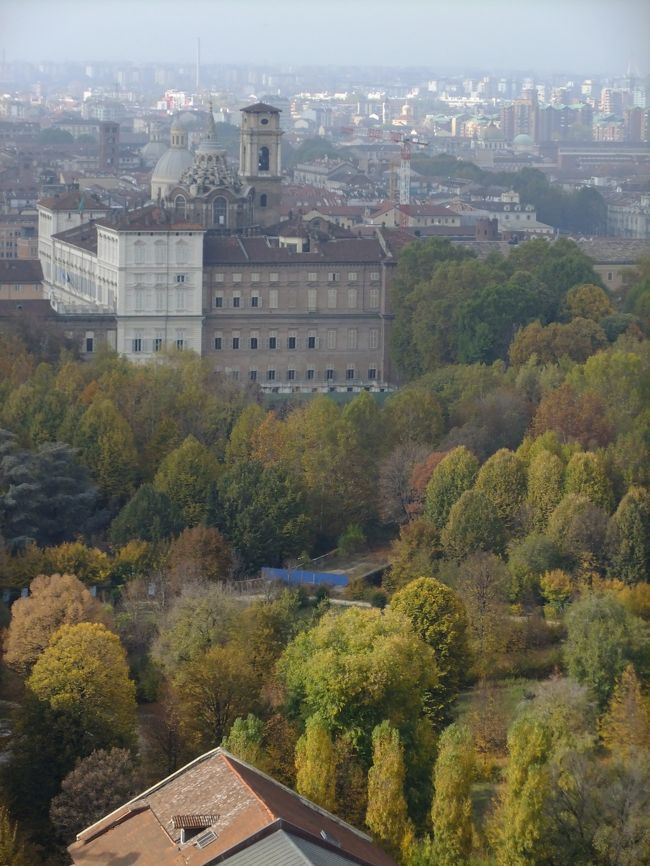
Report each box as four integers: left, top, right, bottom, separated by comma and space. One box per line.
0, 237, 649, 864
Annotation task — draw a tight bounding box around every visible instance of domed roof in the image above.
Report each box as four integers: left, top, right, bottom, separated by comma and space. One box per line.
151, 146, 194, 187
513, 133, 534, 145
141, 139, 168, 166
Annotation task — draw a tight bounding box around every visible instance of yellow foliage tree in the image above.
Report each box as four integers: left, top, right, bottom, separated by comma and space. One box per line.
295, 714, 337, 813
599, 664, 650, 759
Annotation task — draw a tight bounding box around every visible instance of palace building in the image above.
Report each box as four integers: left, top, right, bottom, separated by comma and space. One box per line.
36, 103, 397, 392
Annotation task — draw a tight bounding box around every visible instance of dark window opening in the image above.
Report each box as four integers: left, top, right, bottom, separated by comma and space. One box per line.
260, 193, 268, 207
258, 146, 270, 171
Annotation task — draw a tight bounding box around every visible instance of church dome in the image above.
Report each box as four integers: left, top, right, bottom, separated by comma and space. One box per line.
141, 139, 168, 167
513, 133, 534, 146
151, 147, 194, 189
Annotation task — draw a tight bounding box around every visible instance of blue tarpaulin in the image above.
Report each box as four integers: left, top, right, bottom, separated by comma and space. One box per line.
261, 567, 349, 587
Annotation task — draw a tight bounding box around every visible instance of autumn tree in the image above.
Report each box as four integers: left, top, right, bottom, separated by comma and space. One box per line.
366, 721, 412, 858
454, 553, 510, 678
165, 525, 233, 587
561, 283, 615, 322
424, 447, 479, 529
379, 443, 429, 525
391, 577, 469, 724
546, 493, 609, 569
27, 622, 137, 749
173, 643, 260, 751
295, 714, 338, 813
441, 489, 506, 560
4, 573, 111, 675
531, 383, 614, 449
430, 724, 475, 866
153, 435, 220, 527
490, 716, 552, 866
383, 387, 446, 447
384, 519, 442, 591
50, 748, 138, 843
599, 664, 650, 759
44, 541, 111, 585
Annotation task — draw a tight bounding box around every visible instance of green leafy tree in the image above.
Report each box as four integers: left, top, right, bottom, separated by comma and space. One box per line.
547, 494, 609, 569
565, 451, 614, 512
507, 533, 564, 602
607, 486, 650, 584
384, 388, 446, 447
424, 447, 479, 529
76, 398, 138, 500
525, 448, 565, 532
474, 448, 527, 531
218, 459, 311, 573
490, 716, 552, 866
0, 804, 34, 866
222, 714, 267, 769
441, 489, 506, 560
391, 577, 469, 725
564, 594, 649, 708
109, 483, 184, 544
153, 435, 220, 527
430, 724, 475, 866
295, 714, 338, 813
384, 519, 442, 591
279, 607, 437, 762
561, 283, 615, 322
366, 721, 412, 858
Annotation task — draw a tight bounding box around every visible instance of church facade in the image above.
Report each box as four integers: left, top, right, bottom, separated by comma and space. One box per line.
37, 104, 397, 392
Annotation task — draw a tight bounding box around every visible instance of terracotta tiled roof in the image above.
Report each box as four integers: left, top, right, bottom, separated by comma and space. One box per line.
69, 749, 397, 866
38, 190, 107, 211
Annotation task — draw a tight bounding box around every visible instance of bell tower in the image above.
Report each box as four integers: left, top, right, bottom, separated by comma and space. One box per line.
239, 102, 283, 227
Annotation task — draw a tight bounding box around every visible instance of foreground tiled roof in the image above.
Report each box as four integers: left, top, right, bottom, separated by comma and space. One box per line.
69, 749, 397, 866
38, 190, 107, 212
203, 234, 385, 266
574, 237, 650, 264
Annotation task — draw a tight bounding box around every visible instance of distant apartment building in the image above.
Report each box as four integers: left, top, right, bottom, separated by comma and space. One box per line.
606, 193, 650, 239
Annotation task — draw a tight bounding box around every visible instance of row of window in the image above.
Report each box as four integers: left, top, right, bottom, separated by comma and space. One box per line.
213, 271, 381, 284
129, 331, 186, 353
228, 368, 378, 383
214, 328, 379, 351
214, 287, 380, 310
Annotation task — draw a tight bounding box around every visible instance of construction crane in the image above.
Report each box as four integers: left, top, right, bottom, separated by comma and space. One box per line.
340, 126, 428, 208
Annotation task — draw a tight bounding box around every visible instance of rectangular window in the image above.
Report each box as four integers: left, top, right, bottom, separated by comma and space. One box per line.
368, 367, 377, 380
85, 335, 94, 353
328, 272, 340, 282
346, 368, 355, 380
251, 294, 259, 307
347, 328, 358, 350
369, 287, 380, 309
232, 296, 240, 308
269, 289, 278, 309
232, 334, 240, 349
135, 289, 144, 312
233, 273, 242, 283
269, 334, 277, 349
326, 368, 334, 381
287, 369, 296, 381
176, 339, 185, 350
348, 272, 358, 282
251, 272, 260, 282
249, 370, 257, 382
154, 337, 163, 352
369, 328, 379, 350
132, 337, 142, 353
327, 329, 337, 350
214, 335, 222, 350
307, 272, 317, 282
269, 272, 279, 283
327, 288, 337, 309
215, 294, 223, 308
288, 332, 297, 350
308, 288, 317, 310
370, 271, 380, 281
308, 332, 317, 349
214, 272, 224, 283
307, 369, 315, 380
176, 274, 186, 283
176, 289, 185, 312
250, 331, 259, 349
348, 288, 358, 309
267, 369, 276, 381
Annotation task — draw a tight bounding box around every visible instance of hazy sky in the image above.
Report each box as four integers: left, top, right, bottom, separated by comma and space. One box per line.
2, 0, 649, 75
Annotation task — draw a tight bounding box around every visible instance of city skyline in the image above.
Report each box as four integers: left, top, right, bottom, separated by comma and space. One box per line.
2, 0, 649, 76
